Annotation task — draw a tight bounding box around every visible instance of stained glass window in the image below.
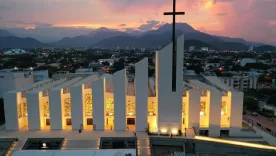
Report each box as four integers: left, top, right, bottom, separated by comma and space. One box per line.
106, 97, 114, 116
85, 94, 92, 116
200, 102, 206, 115
127, 100, 135, 116
64, 98, 71, 116
221, 101, 227, 115
18, 103, 22, 118
44, 101, 50, 117
22, 102, 28, 117
148, 100, 156, 116
182, 100, 186, 116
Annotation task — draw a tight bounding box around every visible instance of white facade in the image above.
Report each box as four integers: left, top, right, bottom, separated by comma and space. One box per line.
220, 76, 258, 91
33, 70, 49, 82
3, 35, 245, 137
0, 71, 34, 98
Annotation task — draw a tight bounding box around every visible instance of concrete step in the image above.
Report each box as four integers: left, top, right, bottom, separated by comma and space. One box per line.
137, 138, 150, 156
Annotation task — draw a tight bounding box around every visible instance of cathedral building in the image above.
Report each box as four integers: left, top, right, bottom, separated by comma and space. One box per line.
4, 35, 244, 137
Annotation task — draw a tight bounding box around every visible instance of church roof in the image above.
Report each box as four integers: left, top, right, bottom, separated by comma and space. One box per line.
106, 80, 156, 97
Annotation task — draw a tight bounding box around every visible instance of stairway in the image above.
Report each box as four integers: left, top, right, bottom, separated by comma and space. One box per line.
137, 138, 150, 156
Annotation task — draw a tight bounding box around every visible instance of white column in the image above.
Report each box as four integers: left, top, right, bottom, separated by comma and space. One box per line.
135, 58, 148, 131
71, 85, 85, 130
92, 78, 105, 130
114, 69, 126, 131
27, 92, 42, 130
208, 89, 222, 137
49, 89, 64, 130
4, 92, 20, 130
156, 35, 184, 132
187, 89, 200, 129
230, 91, 244, 136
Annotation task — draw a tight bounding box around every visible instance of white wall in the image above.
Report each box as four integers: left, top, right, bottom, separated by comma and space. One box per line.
208, 89, 222, 137
187, 89, 200, 129
0, 72, 33, 98
27, 92, 41, 130
113, 69, 126, 131
156, 35, 184, 132
135, 58, 148, 131
34, 70, 49, 82
71, 85, 85, 130
230, 91, 244, 136
49, 89, 64, 130
92, 78, 105, 130
4, 92, 20, 130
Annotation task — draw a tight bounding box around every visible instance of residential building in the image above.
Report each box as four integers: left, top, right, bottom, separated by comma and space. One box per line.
0, 69, 33, 98
219, 75, 258, 91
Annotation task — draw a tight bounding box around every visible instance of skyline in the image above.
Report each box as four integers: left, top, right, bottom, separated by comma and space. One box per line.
0, 0, 275, 44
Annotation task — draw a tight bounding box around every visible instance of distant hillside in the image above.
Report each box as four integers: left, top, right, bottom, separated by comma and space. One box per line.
0, 29, 14, 37
185, 40, 217, 50
255, 45, 276, 52
209, 41, 249, 51
53, 29, 129, 48
93, 30, 246, 50
0, 36, 48, 48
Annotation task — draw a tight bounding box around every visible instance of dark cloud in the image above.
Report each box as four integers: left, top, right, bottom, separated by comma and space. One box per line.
138, 20, 164, 31
118, 24, 127, 27
0, 16, 3, 20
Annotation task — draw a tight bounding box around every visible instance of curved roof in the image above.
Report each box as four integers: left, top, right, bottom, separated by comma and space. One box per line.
4, 49, 28, 55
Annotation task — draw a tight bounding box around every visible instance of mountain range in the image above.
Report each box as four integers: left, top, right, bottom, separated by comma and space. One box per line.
0, 23, 275, 51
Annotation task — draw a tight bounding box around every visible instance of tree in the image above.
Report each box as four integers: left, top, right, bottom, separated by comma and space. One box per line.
267, 95, 276, 106
101, 61, 110, 66
113, 58, 125, 72
244, 97, 259, 111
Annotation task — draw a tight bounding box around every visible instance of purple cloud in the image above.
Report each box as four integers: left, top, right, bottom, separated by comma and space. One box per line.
138, 20, 165, 31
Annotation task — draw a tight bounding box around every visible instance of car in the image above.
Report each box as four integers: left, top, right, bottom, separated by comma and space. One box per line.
251, 112, 258, 116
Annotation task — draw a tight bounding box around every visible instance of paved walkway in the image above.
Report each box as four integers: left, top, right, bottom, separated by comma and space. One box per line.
251, 125, 276, 146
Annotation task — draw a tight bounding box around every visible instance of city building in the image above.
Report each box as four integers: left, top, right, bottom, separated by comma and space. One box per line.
3, 49, 29, 55
98, 59, 115, 66
33, 70, 49, 82
201, 47, 208, 51
248, 46, 254, 52
0, 69, 33, 98
240, 58, 257, 67
4, 35, 244, 137
219, 75, 258, 91
183, 69, 196, 75
189, 46, 195, 52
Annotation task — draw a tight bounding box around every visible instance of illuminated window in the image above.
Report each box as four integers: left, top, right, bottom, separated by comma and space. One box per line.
18, 103, 22, 118
200, 102, 206, 115
127, 100, 135, 116
148, 100, 156, 116
22, 102, 28, 117
85, 94, 92, 116
182, 100, 186, 116
221, 101, 227, 115
106, 97, 114, 116
64, 98, 71, 116
44, 101, 50, 117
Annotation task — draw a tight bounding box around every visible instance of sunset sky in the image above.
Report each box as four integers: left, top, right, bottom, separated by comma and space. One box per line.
0, 0, 275, 44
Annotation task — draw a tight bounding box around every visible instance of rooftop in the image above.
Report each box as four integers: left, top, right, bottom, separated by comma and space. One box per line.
106, 81, 156, 97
